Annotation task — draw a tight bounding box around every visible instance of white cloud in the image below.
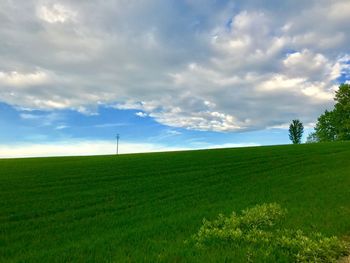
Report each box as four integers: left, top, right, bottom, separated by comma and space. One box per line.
150, 110, 243, 132
0, 140, 258, 158
55, 124, 68, 130
135, 112, 148, 118
283, 50, 329, 78
257, 75, 334, 101
20, 113, 42, 120
166, 130, 182, 135
37, 3, 76, 23
0, 0, 349, 132
0, 140, 183, 158
19, 112, 63, 126
0, 71, 50, 87
328, 0, 350, 22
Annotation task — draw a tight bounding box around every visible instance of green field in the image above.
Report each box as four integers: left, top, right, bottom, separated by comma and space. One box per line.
1, 142, 350, 262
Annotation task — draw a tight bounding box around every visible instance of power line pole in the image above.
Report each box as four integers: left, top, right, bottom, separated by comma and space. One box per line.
116, 134, 120, 155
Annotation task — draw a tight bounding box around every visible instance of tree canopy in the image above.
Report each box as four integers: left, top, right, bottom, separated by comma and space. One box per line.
314, 84, 350, 142
289, 119, 304, 144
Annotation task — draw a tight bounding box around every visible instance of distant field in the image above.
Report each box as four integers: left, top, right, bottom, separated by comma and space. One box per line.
1, 142, 350, 262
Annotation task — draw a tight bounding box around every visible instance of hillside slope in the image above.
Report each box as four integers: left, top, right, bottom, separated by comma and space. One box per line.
1, 142, 350, 262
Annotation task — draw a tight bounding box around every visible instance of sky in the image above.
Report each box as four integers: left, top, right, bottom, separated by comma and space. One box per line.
0, 0, 350, 158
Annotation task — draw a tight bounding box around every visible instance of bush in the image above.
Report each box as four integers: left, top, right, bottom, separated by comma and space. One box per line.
191, 203, 348, 262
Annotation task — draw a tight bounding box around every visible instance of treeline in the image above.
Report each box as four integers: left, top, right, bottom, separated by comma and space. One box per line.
307, 83, 350, 143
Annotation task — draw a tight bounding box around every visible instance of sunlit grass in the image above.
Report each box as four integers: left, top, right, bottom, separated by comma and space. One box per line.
1, 142, 350, 262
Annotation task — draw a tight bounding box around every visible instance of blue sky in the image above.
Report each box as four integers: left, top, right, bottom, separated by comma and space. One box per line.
0, 0, 349, 157
0, 101, 315, 157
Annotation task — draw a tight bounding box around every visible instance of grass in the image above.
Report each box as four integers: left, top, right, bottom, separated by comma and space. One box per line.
1, 142, 350, 262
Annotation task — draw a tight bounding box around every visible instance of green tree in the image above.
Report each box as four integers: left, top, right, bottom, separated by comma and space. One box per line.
289, 120, 304, 144
315, 110, 337, 142
334, 84, 350, 140
314, 84, 350, 141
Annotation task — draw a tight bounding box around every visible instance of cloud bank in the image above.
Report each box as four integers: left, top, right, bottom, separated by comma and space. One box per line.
0, 0, 349, 131
0, 140, 259, 158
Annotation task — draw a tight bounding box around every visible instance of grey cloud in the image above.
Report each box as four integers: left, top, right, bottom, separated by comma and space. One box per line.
0, 0, 349, 131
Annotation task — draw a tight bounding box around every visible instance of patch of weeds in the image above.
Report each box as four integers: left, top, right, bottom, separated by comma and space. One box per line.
191, 203, 349, 262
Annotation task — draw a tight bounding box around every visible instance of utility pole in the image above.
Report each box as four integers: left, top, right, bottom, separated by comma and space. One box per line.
116, 134, 120, 155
